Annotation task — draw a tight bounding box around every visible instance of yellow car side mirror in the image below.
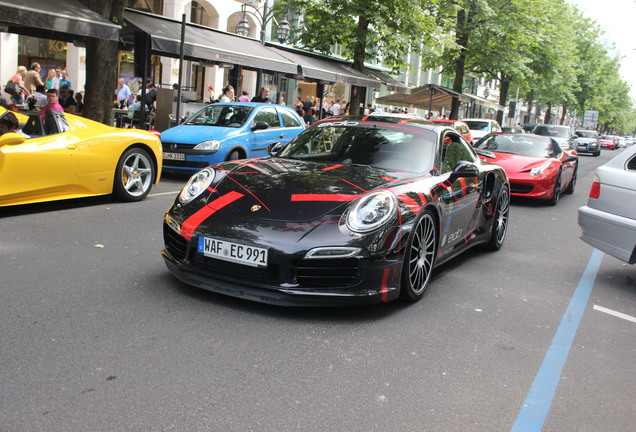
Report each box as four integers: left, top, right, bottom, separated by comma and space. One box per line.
0, 132, 26, 147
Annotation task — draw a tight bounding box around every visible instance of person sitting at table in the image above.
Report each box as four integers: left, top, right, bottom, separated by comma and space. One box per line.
59, 85, 76, 114
120, 95, 147, 127
0, 111, 30, 138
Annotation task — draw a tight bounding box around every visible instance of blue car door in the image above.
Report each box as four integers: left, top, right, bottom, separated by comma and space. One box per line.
249, 106, 282, 158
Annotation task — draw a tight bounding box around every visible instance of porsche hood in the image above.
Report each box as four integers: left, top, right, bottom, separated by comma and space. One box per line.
201, 158, 422, 222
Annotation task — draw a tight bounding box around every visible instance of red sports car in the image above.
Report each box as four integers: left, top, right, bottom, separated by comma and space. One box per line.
474, 133, 578, 205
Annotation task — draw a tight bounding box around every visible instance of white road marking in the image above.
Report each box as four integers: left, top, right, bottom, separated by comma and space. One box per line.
593, 305, 636, 323
150, 191, 181, 197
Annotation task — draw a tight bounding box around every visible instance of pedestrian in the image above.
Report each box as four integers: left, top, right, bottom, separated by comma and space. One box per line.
295, 107, 305, 125
220, 84, 235, 102
303, 107, 315, 126
143, 83, 157, 111
115, 78, 131, 109
24, 62, 43, 95
58, 70, 71, 89
238, 90, 250, 102
331, 99, 341, 116
251, 87, 272, 103
207, 84, 215, 103
74, 92, 84, 113
59, 85, 76, 114
40, 88, 63, 120
51, 68, 61, 90
27, 84, 48, 110
45, 69, 56, 90
7, 66, 30, 104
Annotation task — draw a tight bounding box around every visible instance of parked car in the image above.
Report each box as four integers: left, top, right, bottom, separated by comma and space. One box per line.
427, 119, 473, 143
461, 118, 502, 141
578, 145, 636, 264
599, 135, 618, 150
522, 124, 537, 133
474, 133, 578, 205
625, 136, 635, 146
0, 108, 162, 207
532, 124, 577, 150
162, 114, 510, 306
574, 129, 601, 156
160, 102, 305, 173
617, 137, 627, 148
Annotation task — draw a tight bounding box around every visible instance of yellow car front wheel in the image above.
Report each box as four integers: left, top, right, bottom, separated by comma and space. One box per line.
113, 147, 155, 202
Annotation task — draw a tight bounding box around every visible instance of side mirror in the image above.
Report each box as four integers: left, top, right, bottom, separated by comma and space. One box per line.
0, 132, 26, 147
267, 142, 283, 157
563, 154, 577, 163
252, 122, 269, 131
448, 160, 479, 182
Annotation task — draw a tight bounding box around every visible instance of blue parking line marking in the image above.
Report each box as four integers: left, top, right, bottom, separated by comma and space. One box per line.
511, 248, 604, 432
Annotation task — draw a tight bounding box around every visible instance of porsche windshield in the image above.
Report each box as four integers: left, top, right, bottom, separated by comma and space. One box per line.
476, 134, 555, 158
277, 123, 436, 173
185, 105, 253, 128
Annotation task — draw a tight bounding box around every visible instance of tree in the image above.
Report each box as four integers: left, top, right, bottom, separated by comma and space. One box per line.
288, 0, 446, 114
78, 0, 126, 125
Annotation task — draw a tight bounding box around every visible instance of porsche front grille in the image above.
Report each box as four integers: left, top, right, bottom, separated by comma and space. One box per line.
292, 258, 360, 287
163, 223, 188, 261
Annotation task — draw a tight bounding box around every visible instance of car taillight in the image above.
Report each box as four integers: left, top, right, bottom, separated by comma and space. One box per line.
589, 174, 600, 199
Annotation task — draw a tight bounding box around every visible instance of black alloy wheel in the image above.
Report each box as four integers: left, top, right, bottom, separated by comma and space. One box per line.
401, 210, 437, 301
113, 147, 155, 202
488, 186, 510, 250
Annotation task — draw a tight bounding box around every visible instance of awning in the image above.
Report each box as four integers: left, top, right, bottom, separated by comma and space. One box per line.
268, 46, 381, 89
375, 84, 503, 111
364, 68, 411, 94
0, 0, 120, 42
122, 9, 298, 75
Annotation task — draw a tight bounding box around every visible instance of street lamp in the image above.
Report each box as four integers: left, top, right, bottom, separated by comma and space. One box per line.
235, 0, 291, 45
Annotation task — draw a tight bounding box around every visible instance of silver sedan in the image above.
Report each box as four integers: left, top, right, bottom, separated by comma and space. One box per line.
578, 146, 636, 263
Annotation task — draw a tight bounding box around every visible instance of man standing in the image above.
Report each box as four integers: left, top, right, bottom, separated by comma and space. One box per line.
115, 78, 131, 108
40, 88, 63, 120
143, 83, 157, 111
51, 68, 61, 90
250, 87, 272, 103
24, 62, 43, 95
331, 99, 341, 116
58, 70, 71, 89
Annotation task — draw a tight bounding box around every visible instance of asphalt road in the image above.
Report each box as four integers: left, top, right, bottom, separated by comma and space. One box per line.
1, 149, 634, 431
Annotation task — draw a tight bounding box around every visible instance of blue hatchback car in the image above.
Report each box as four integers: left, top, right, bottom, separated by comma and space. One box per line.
161, 102, 305, 172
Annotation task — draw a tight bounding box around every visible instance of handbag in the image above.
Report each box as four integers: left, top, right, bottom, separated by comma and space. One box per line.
4, 80, 20, 98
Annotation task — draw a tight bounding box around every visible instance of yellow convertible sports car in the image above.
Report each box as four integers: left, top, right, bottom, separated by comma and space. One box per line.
0, 107, 162, 207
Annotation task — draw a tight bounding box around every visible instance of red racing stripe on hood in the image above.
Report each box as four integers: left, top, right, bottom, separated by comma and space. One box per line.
291, 194, 358, 202
181, 191, 244, 241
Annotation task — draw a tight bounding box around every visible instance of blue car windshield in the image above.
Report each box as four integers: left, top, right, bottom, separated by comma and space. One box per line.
185, 105, 254, 128
278, 124, 436, 173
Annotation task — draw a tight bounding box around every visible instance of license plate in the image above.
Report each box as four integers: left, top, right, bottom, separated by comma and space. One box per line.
164, 152, 185, 160
198, 236, 268, 268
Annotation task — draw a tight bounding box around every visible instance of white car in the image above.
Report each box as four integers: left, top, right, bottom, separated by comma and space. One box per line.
461, 118, 502, 142
578, 145, 636, 264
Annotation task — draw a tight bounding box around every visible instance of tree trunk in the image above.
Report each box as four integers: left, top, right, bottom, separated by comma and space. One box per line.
544, 102, 552, 124
450, 7, 473, 120
560, 105, 567, 125
79, 0, 126, 125
525, 89, 534, 124
496, 74, 510, 126
350, 14, 369, 116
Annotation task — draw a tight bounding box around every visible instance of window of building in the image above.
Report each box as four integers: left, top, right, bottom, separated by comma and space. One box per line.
126, 0, 163, 14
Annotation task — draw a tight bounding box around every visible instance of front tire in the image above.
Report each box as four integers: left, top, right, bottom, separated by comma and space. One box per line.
565, 165, 577, 194
113, 147, 155, 202
549, 170, 562, 206
400, 210, 437, 302
488, 186, 509, 250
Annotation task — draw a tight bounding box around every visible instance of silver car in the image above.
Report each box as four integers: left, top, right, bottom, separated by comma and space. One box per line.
578, 146, 636, 264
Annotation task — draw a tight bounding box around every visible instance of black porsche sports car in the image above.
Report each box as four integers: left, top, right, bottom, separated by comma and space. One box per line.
162, 114, 510, 306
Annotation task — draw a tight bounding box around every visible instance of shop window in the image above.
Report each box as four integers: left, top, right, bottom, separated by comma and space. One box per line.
126, 0, 163, 14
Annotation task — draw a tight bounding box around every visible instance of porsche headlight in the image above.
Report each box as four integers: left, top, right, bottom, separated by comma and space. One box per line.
346, 191, 397, 233
179, 168, 215, 204
530, 161, 551, 177
193, 140, 220, 152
